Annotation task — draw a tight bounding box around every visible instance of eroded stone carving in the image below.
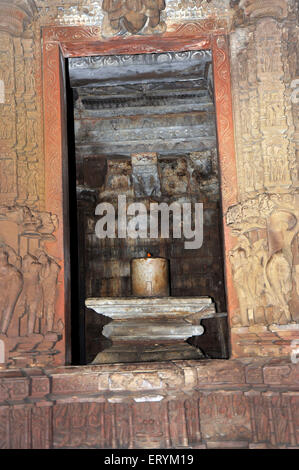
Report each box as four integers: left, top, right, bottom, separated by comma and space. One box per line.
15, 253, 42, 335
36, 250, 60, 333
234, 0, 289, 21
230, 17, 296, 200
0, 247, 23, 335
166, 0, 232, 25
0, 25, 44, 209
0, 205, 62, 366
227, 194, 299, 326
0, 0, 37, 36
102, 0, 166, 36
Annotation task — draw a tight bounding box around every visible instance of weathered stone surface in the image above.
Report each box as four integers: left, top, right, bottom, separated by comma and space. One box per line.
231, 324, 299, 358
195, 360, 246, 387
0, 358, 298, 448
86, 297, 218, 363
0, 377, 29, 402
245, 365, 264, 384
200, 391, 252, 442
131, 153, 161, 198
86, 296, 215, 320
102, 0, 166, 36
85, 297, 216, 364
263, 364, 299, 387
227, 8, 299, 359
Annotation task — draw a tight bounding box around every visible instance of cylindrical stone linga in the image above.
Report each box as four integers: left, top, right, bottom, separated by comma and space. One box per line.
131, 256, 169, 297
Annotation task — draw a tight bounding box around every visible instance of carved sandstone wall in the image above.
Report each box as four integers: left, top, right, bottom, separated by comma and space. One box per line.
228, 1, 299, 356
0, 0, 298, 367
0, 358, 298, 449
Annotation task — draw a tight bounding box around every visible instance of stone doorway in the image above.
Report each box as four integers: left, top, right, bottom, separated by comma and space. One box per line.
66, 49, 229, 363
42, 28, 238, 367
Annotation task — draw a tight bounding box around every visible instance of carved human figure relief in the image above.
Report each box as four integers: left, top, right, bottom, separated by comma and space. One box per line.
229, 235, 267, 326
2, 244, 22, 271
102, 0, 166, 36
265, 210, 298, 323
265, 251, 292, 323
0, 246, 23, 335
0, 205, 61, 341
228, 195, 299, 326
15, 254, 43, 335
36, 250, 60, 333
0, 160, 15, 194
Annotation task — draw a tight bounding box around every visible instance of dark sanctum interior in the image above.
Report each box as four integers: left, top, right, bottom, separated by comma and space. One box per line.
66, 50, 229, 364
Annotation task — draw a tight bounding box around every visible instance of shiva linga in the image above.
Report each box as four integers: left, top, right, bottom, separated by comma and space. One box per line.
131, 252, 169, 297
86, 254, 218, 363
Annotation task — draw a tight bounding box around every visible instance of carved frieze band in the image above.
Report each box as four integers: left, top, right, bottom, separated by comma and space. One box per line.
0, 367, 298, 448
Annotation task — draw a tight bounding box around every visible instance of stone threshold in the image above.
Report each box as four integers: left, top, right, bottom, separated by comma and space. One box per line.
0, 358, 298, 405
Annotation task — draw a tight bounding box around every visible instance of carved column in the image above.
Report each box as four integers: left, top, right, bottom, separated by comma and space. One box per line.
0, 1, 64, 368
228, 1, 299, 357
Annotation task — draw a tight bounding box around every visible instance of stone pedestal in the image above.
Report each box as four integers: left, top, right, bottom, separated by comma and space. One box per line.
86, 297, 217, 363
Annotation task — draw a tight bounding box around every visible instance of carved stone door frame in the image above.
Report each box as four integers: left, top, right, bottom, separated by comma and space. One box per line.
42, 24, 238, 365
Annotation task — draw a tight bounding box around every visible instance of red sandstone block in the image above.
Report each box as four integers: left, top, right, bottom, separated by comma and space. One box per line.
245, 366, 264, 384
200, 391, 251, 442
263, 364, 299, 386
0, 370, 24, 378
51, 373, 100, 395
31, 404, 53, 449
196, 361, 246, 386
0, 378, 29, 402
10, 405, 31, 449
31, 376, 50, 398
0, 406, 10, 448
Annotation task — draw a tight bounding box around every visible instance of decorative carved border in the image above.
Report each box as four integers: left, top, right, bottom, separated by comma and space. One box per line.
0, 359, 298, 448
211, 34, 239, 339
42, 41, 68, 364
42, 23, 238, 364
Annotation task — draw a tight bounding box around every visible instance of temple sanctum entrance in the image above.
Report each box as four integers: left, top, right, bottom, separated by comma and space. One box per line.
66, 49, 229, 364
0, 0, 298, 451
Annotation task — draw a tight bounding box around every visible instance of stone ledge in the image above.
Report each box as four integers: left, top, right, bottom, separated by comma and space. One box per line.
0, 358, 298, 405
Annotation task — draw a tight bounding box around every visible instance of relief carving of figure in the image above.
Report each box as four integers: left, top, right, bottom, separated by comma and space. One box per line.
0, 160, 15, 194
228, 197, 299, 326
230, 234, 267, 326
263, 145, 291, 186
0, 246, 23, 335
102, 0, 166, 36
36, 250, 60, 333
15, 254, 43, 335
265, 210, 298, 324
32, 210, 58, 239
0, 205, 61, 338
1, 243, 22, 270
